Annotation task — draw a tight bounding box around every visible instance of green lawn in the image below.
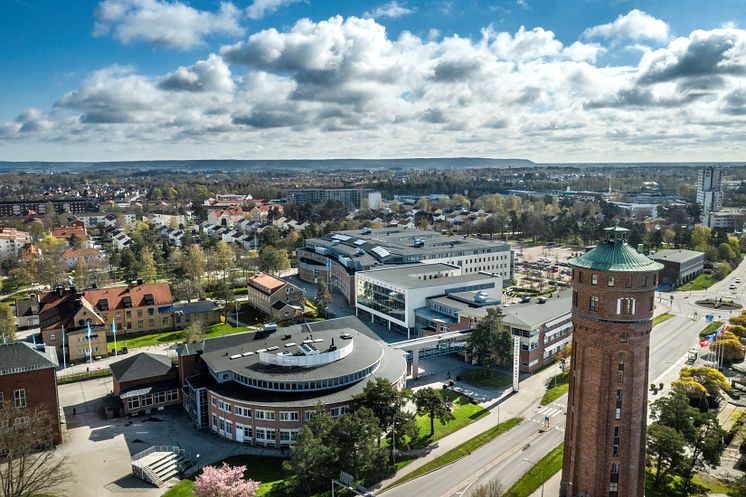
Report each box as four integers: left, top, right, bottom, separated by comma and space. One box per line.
236, 303, 269, 326
461, 368, 512, 389
645, 470, 734, 496
107, 323, 251, 352
162, 455, 286, 497
699, 321, 724, 339
386, 417, 523, 490
504, 443, 563, 497
540, 372, 569, 406
676, 274, 718, 291
652, 313, 674, 326
410, 390, 489, 449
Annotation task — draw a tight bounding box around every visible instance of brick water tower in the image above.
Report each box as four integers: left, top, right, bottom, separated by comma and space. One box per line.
560, 224, 662, 497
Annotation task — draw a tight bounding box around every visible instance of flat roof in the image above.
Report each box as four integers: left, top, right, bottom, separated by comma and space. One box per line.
651, 249, 704, 264
196, 316, 404, 384
425, 290, 571, 329
357, 263, 500, 289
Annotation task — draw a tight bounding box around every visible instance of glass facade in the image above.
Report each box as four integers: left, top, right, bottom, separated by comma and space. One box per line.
356, 280, 406, 322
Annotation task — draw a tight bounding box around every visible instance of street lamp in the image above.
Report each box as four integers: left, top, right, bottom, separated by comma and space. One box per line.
523, 458, 544, 497
196, 453, 201, 473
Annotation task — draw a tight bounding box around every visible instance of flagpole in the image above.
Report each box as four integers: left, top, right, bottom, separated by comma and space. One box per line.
62, 325, 66, 370
112, 321, 117, 357
87, 323, 93, 364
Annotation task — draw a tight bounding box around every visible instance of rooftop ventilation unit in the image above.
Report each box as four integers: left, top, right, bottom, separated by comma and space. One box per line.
229, 354, 242, 360
474, 291, 488, 303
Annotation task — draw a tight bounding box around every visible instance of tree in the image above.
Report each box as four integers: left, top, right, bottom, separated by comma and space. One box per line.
647, 422, 686, 487
314, 279, 331, 318
34, 235, 67, 288
184, 320, 204, 343
283, 407, 336, 495
193, 462, 259, 497
354, 378, 403, 446
138, 247, 158, 282
72, 258, 89, 288
258, 246, 290, 276
0, 302, 15, 343
469, 478, 505, 497
0, 406, 70, 497
466, 307, 512, 373
413, 387, 454, 436
711, 333, 745, 364
675, 367, 729, 401
329, 407, 388, 481
212, 241, 235, 282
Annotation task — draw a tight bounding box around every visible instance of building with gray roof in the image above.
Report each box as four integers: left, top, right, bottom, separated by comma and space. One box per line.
651, 249, 704, 287
298, 227, 512, 306
177, 316, 406, 447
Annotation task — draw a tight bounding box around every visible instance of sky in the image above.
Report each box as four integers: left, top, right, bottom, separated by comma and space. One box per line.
1, 0, 746, 163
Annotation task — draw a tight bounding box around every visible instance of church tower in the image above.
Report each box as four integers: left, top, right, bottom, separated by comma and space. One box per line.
561, 224, 663, 497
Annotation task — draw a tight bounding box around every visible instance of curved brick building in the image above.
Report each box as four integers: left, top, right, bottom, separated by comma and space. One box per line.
177, 316, 407, 447
561, 225, 662, 497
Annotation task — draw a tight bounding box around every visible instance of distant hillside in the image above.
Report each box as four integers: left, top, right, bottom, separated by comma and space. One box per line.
0, 157, 534, 173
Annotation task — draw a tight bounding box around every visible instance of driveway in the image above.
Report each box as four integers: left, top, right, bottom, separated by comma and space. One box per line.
57, 377, 282, 497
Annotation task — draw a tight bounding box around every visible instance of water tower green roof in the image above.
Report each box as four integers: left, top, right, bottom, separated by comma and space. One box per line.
569, 225, 664, 273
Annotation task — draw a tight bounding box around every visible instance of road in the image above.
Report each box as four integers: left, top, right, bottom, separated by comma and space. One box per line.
380, 259, 746, 497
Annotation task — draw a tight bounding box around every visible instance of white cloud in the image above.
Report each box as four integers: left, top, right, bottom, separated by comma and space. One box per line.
94, 0, 243, 49
363, 1, 414, 19
246, 0, 300, 20
583, 9, 669, 42
5, 16, 746, 163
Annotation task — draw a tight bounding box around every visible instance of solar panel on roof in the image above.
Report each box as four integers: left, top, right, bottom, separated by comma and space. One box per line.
371, 246, 391, 258
354, 239, 366, 246
230, 354, 242, 360
332, 234, 352, 241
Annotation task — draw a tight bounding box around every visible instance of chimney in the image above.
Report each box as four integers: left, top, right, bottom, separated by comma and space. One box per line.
637, 244, 644, 254
137, 278, 144, 286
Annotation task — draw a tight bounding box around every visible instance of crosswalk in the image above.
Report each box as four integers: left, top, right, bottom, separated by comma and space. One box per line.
528, 403, 566, 432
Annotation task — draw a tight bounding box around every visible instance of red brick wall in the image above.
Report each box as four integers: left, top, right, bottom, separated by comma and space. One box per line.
0, 368, 61, 443
561, 268, 656, 497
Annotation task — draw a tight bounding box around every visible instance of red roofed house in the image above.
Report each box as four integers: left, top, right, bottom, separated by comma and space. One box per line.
51, 225, 90, 247
63, 247, 106, 269
207, 206, 247, 227
246, 273, 305, 322
24, 281, 174, 362
249, 203, 284, 221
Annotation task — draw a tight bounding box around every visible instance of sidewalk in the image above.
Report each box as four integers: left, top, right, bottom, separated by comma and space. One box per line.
374, 364, 559, 489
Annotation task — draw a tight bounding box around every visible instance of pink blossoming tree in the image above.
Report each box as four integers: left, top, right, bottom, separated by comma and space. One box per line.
194, 462, 260, 497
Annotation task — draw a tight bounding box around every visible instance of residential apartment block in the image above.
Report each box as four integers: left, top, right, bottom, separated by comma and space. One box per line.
0, 226, 31, 260
288, 188, 378, 208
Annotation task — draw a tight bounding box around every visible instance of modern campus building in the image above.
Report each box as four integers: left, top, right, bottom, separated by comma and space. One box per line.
561, 225, 662, 497
288, 188, 379, 209
651, 249, 705, 287
416, 290, 572, 373
355, 263, 502, 338
246, 273, 305, 322
697, 166, 723, 227
298, 227, 513, 306
177, 316, 407, 447
0, 342, 61, 443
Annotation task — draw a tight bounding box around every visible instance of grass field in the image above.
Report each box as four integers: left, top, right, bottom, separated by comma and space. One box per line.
461, 368, 512, 389
699, 321, 724, 339
676, 274, 718, 291
107, 322, 251, 352
652, 313, 674, 326
540, 372, 569, 406
162, 455, 286, 497
504, 443, 563, 497
386, 417, 523, 490
410, 390, 489, 449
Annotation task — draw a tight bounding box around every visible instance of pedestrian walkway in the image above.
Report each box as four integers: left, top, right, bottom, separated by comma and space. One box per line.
373, 364, 559, 490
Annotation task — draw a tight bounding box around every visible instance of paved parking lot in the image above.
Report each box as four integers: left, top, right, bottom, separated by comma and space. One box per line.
57, 378, 282, 497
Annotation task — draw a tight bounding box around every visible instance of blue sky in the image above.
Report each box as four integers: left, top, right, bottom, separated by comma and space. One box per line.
1, 0, 746, 162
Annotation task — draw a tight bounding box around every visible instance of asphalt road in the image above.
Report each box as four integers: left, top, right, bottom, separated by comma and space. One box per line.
381, 261, 743, 497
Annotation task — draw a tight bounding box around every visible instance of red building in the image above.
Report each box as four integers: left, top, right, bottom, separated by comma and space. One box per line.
0, 342, 61, 443
561, 225, 662, 497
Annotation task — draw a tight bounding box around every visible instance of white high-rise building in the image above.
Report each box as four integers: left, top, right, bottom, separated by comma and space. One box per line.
696, 166, 722, 226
